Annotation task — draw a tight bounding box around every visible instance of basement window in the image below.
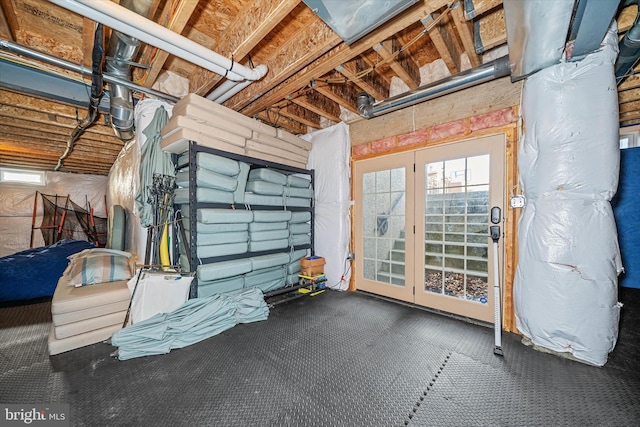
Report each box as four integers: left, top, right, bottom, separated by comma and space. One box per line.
0, 168, 45, 185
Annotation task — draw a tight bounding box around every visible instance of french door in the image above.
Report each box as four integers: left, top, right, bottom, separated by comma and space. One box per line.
354, 135, 505, 323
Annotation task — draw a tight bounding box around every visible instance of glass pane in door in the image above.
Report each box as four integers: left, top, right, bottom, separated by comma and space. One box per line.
424, 155, 490, 303
362, 168, 406, 286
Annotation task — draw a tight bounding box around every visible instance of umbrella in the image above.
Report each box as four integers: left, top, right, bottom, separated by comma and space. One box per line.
111, 288, 269, 360
134, 106, 174, 228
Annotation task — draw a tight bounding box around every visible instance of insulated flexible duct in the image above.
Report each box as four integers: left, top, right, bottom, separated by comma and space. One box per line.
55, 24, 104, 171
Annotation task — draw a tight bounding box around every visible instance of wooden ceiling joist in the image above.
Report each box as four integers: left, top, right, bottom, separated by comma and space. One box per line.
136, 0, 200, 87
475, 7, 506, 54
0, 0, 17, 40
289, 90, 341, 123
336, 60, 389, 102
619, 87, 640, 104
0, 117, 123, 145
464, 0, 503, 20
237, 0, 451, 117
619, 74, 640, 91
276, 103, 320, 129
190, 0, 302, 95
451, 1, 481, 67
0, 133, 122, 158
256, 110, 307, 135
424, 12, 463, 74
374, 38, 421, 90
0, 106, 118, 138
225, 17, 342, 111
313, 78, 360, 115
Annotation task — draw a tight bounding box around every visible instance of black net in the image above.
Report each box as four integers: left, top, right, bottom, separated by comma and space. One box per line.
39, 193, 107, 247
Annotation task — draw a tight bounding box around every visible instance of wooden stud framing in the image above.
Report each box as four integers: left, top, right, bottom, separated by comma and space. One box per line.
375, 38, 421, 90
477, 7, 506, 53
450, 0, 481, 67
289, 90, 342, 123
424, 12, 463, 74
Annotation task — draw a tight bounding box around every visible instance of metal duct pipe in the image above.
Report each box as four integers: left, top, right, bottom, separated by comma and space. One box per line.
358, 56, 511, 118
105, 0, 152, 141
50, 0, 268, 82
0, 39, 179, 103
616, 2, 640, 83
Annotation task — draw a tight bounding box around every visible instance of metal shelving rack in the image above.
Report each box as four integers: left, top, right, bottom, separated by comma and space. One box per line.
175, 140, 315, 299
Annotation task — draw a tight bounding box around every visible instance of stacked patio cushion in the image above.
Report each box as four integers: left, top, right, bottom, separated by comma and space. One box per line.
48, 277, 130, 355
289, 211, 312, 247
160, 93, 311, 169
197, 250, 309, 295
244, 168, 313, 208
174, 152, 250, 205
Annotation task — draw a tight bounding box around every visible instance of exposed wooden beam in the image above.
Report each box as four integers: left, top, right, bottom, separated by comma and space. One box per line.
313, 80, 360, 115
289, 90, 342, 123
450, 0, 481, 67
225, 17, 342, 109
424, 12, 463, 74
618, 4, 638, 34
621, 119, 640, 127
82, 18, 95, 69
191, 0, 302, 95
619, 110, 640, 122
0, 117, 122, 145
337, 57, 389, 101
0, 0, 18, 40
275, 104, 320, 129
464, 0, 502, 20
619, 99, 640, 114
476, 7, 506, 54
237, 0, 451, 116
619, 74, 640, 91
0, 90, 110, 123
0, 105, 116, 137
374, 38, 421, 90
256, 111, 307, 135
0, 130, 122, 157
137, 0, 200, 87
619, 88, 640, 104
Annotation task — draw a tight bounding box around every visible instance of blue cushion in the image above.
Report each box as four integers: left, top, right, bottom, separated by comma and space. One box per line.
249, 168, 287, 185
249, 229, 290, 242
198, 208, 254, 224
248, 239, 289, 252
176, 169, 238, 191
197, 258, 253, 282
246, 180, 284, 195
197, 242, 247, 258
175, 187, 234, 204
250, 252, 291, 270
252, 210, 292, 222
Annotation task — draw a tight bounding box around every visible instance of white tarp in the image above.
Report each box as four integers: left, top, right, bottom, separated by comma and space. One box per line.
0, 172, 107, 257
514, 26, 622, 366
107, 99, 174, 260
303, 122, 352, 290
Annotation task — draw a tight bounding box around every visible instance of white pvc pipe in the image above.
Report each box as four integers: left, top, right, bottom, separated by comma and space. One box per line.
50, 0, 268, 82
206, 79, 239, 101
213, 79, 252, 104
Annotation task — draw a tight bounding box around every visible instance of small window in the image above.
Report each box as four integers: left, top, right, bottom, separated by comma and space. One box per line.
620, 132, 638, 149
0, 168, 46, 185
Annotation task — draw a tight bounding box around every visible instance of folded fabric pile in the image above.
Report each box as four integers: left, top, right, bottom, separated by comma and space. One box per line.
111, 288, 268, 360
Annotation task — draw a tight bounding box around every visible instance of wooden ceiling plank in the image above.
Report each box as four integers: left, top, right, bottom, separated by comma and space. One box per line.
0, 0, 17, 40
619, 110, 640, 121
0, 117, 123, 145
0, 89, 100, 121
619, 99, 640, 114
424, 12, 463, 74
450, 1, 481, 67
313, 82, 359, 115
618, 4, 638, 34
225, 18, 342, 109
618, 74, 640, 91
374, 38, 421, 90
464, 0, 502, 20
191, 0, 302, 95
238, 0, 451, 116
0, 105, 117, 138
337, 57, 389, 101
277, 104, 320, 129
290, 91, 342, 123
82, 17, 95, 69
138, 0, 200, 87
256, 111, 307, 135
0, 133, 122, 158
619, 88, 640, 104
477, 7, 506, 53
621, 119, 640, 127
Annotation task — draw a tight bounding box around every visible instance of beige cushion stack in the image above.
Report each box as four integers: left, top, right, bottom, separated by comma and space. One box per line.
160, 94, 311, 169
48, 277, 131, 355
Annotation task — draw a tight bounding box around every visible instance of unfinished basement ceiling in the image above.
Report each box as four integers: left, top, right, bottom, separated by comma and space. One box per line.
0, 0, 638, 175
